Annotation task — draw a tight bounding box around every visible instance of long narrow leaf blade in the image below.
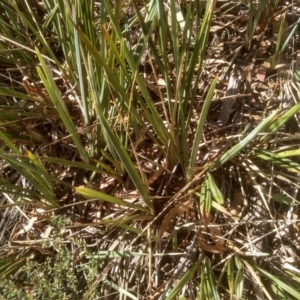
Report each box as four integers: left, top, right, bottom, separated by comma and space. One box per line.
210, 110, 277, 171
75, 187, 150, 213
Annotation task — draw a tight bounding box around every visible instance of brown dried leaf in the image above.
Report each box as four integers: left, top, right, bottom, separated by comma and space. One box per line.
198, 231, 224, 255
230, 190, 244, 221
159, 199, 193, 237
256, 61, 270, 82
148, 159, 167, 185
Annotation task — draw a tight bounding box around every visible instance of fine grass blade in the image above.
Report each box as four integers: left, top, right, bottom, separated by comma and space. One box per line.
97, 112, 152, 211
243, 260, 300, 299
279, 17, 300, 54
267, 102, 300, 134
185, 0, 216, 100
101, 0, 178, 165
35, 47, 90, 164
165, 255, 204, 300
0, 151, 58, 207
245, 0, 270, 50
188, 77, 217, 180
234, 256, 244, 299
0, 252, 31, 278
102, 279, 138, 300
227, 257, 235, 296
71, 6, 93, 155
255, 149, 300, 173
198, 257, 220, 300
210, 110, 278, 171
75, 187, 150, 213
196, 177, 212, 223
0, 87, 34, 102
276, 149, 300, 157
0, 131, 58, 207
206, 172, 224, 205
41, 156, 122, 180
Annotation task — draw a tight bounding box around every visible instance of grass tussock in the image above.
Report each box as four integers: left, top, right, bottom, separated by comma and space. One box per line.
1, 0, 300, 299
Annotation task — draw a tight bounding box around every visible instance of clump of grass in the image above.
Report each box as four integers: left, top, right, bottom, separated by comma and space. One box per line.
1, 0, 300, 299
